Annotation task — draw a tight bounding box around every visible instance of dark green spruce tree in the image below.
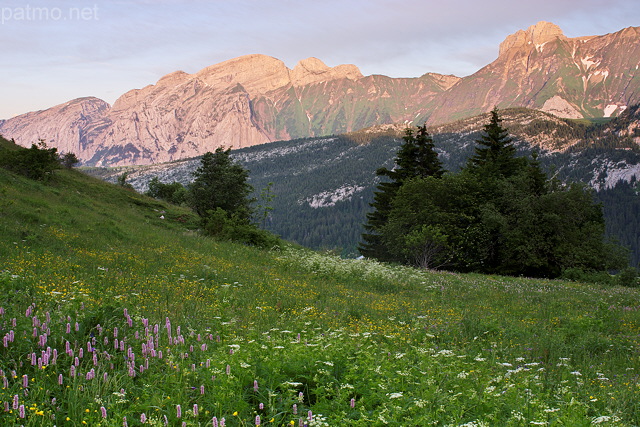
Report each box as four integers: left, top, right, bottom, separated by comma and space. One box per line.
187, 147, 280, 248
188, 147, 254, 222
466, 107, 525, 178
359, 124, 443, 261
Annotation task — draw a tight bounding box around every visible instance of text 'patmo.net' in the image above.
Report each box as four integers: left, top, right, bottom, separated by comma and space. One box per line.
2, 4, 99, 25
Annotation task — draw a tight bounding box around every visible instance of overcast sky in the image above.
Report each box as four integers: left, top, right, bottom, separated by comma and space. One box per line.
1, 0, 639, 119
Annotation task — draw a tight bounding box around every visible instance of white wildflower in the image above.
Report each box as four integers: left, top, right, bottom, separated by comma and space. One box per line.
592, 415, 620, 424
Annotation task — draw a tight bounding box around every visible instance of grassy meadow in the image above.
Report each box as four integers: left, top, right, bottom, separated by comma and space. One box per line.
0, 166, 639, 426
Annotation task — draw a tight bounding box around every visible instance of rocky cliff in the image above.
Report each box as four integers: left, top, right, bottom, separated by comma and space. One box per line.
0, 97, 110, 155
1, 22, 639, 166
425, 22, 640, 124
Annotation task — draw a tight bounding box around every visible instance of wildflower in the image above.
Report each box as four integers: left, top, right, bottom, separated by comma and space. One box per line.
212, 416, 219, 427
101, 406, 107, 418
350, 398, 355, 408
176, 404, 182, 418
255, 415, 261, 425
254, 380, 259, 392
140, 413, 147, 423
193, 404, 199, 416
19, 404, 25, 418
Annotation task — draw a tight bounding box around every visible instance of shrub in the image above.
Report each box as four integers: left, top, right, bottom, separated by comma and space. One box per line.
0, 139, 60, 181
203, 208, 281, 249
146, 177, 187, 205
560, 267, 613, 285
615, 267, 639, 287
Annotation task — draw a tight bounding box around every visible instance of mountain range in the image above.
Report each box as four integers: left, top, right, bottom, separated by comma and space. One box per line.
2, 21, 640, 167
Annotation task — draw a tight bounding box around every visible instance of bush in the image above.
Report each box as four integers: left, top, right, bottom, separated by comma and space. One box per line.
615, 267, 639, 287
146, 177, 187, 205
203, 208, 281, 249
61, 152, 80, 169
0, 139, 60, 181
560, 268, 613, 285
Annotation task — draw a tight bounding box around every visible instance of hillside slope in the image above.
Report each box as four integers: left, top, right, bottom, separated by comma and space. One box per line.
1, 141, 640, 425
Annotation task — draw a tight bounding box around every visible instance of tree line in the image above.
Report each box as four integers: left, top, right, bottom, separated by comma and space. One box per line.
360, 109, 632, 280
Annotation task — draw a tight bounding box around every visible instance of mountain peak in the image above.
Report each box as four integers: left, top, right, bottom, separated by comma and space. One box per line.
291, 57, 363, 86
195, 54, 291, 94
499, 21, 565, 56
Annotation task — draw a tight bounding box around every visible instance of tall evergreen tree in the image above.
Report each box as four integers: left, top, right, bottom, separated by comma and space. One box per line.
188, 147, 254, 221
360, 125, 443, 260
467, 107, 524, 178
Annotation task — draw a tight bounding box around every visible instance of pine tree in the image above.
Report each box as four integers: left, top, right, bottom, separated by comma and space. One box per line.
360, 125, 443, 260
467, 107, 523, 178
188, 147, 253, 221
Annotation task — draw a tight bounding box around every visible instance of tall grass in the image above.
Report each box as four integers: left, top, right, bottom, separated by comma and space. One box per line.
1, 168, 639, 426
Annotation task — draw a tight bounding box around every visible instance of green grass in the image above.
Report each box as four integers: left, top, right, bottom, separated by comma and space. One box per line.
1, 167, 639, 426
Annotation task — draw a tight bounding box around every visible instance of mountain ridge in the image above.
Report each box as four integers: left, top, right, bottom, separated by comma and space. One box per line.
1, 22, 639, 166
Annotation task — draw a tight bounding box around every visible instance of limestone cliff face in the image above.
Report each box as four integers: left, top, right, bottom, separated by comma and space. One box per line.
426, 22, 640, 124
0, 97, 110, 154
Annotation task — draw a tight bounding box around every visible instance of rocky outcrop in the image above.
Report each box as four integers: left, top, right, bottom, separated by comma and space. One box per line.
498, 21, 565, 56
290, 57, 363, 86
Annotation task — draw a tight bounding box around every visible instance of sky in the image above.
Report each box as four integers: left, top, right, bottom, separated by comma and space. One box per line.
1, 0, 639, 119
